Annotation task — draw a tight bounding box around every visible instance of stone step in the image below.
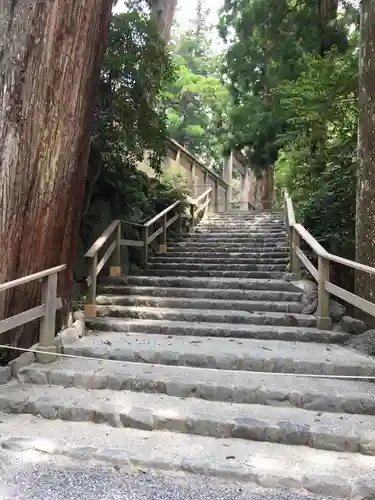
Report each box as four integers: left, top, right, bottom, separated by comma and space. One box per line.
207, 213, 284, 219
141, 269, 285, 279
168, 244, 289, 251
76, 332, 355, 368
96, 285, 303, 302
154, 252, 289, 260
102, 276, 301, 292
148, 262, 286, 272
1, 414, 374, 498
20, 358, 375, 416
87, 317, 346, 343
96, 305, 315, 327
176, 234, 287, 242
1, 384, 375, 455
194, 228, 286, 234
203, 223, 285, 227
95, 295, 303, 314
151, 256, 289, 264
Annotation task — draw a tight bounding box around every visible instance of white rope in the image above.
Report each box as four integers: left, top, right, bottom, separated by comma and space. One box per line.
1, 343, 375, 381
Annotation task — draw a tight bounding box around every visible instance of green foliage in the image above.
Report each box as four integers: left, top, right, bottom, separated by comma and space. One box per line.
220, 0, 359, 256
274, 42, 358, 255
77, 7, 182, 280
164, 2, 230, 172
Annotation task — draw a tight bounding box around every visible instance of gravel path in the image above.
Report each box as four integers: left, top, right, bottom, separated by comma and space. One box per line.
0, 449, 333, 500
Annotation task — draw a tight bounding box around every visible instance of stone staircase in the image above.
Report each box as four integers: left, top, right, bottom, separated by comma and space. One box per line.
1, 212, 375, 498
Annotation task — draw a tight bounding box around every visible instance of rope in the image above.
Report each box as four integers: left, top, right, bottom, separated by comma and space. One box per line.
1, 343, 375, 381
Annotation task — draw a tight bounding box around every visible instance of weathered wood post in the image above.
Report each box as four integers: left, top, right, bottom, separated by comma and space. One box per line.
317, 256, 332, 330
190, 203, 195, 228
178, 201, 183, 233
159, 214, 167, 253
214, 178, 219, 213
143, 226, 149, 270
84, 255, 97, 318
291, 228, 301, 277
110, 222, 122, 277
37, 273, 58, 363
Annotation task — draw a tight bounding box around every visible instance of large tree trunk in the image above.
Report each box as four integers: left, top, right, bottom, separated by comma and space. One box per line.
355, 0, 375, 302
0, 0, 112, 349
150, 0, 177, 40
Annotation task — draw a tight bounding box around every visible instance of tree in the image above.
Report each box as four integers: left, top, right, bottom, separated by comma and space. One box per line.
150, 0, 178, 40
165, 1, 230, 171
0, 0, 112, 348
356, 0, 375, 301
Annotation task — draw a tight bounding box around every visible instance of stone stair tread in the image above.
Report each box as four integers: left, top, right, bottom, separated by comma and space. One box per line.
86, 317, 347, 342
119, 276, 298, 291
148, 263, 286, 271
96, 305, 315, 326
168, 246, 290, 251
152, 255, 289, 260
0, 384, 375, 455
153, 255, 289, 262
96, 286, 302, 302
95, 295, 303, 313
141, 270, 285, 279
0, 414, 374, 498
65, 331, 367, 374
20, 357, 375, 415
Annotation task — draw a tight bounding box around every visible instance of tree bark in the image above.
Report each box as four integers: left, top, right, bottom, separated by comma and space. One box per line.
355, 0, 375, 302
0, 0, 112, 348
150, 0, 177, 40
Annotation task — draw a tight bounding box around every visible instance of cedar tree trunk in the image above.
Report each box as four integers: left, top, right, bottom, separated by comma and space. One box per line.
0, 0, 112, 348
356, 0, 375, 302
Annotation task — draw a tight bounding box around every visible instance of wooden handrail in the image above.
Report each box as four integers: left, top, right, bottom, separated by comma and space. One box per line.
284, 191, 375, 327
85, 220, 120, 258
0, 265, 66, 292
144, 200, 180, 228
190, 187, 212, 206
84, 187, 213, 318
293, 224, 328, 258
0, 265, 66, 364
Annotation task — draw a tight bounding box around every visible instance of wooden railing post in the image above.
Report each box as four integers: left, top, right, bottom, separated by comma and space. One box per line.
143, 226, 149, 269
214, 179, 219, 212
190, 204, 195, 228
317, 256, 332, 330
37, 273, 58, 364
178, 202, 183, 233
291, 228, 301, 280
159, 214, 167, 253
110, 222, 121, 277
84, 254, 97, 318
203, 194, 209, 219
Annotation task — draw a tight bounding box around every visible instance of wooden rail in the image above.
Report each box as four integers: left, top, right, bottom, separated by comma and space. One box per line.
284, 191, 375, 329
0, 265, 66, 363
84, 189, 213, 317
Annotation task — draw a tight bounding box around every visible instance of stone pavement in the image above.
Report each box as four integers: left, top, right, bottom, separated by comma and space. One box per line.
1, 211, 375, 498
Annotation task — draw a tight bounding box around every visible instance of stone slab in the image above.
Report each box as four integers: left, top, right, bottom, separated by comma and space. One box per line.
142, 270, 285, 279
96, 285, 303, 302
0, 413, 374, 498
95, 295, 303, 314
0, 366, 11, 384
65, 331, 370, 374
148, 263, 287, 271
150, 256, 289, 264
104, 275, 300, 292
86, 317, 348, 343
0, 385, 375, 454
20, 357, 375, 415
95, 305, 317, 327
